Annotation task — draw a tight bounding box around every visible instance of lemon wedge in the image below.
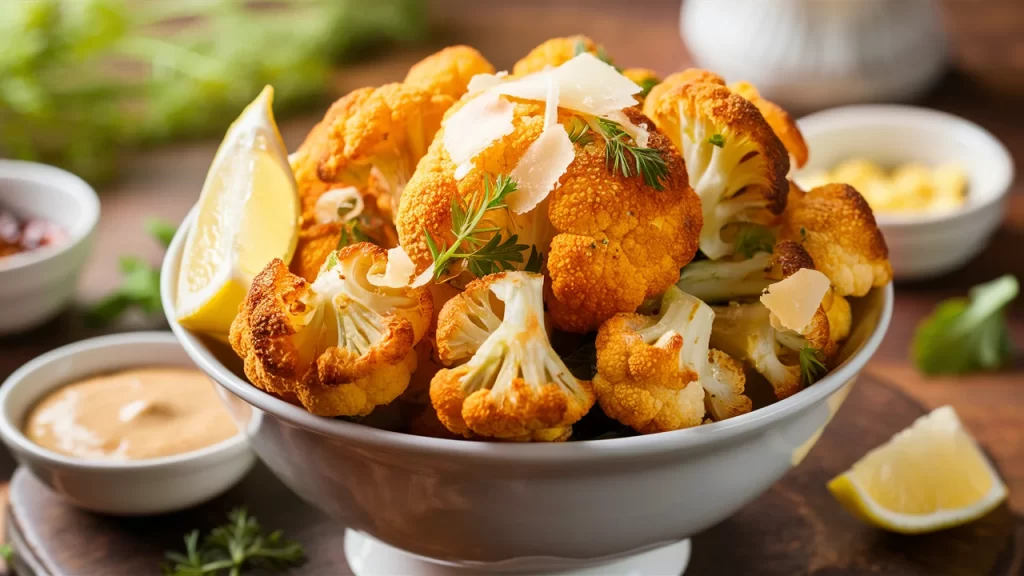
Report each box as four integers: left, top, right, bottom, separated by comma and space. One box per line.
175, 85, 300, 335
827, 405, 1007, 534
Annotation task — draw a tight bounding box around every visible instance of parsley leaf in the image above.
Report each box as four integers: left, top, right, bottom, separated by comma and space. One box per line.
734, 225, 775, 259
708, 133, 725, 148
912, 275, 1019, 375
637, 77, 659, 99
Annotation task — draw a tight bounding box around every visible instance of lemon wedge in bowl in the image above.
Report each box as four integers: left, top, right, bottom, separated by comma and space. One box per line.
175, 85, 300, 336
828, 405, 1007, 534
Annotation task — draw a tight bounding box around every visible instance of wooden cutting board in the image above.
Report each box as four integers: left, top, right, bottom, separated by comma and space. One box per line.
5, 375, 1022, 576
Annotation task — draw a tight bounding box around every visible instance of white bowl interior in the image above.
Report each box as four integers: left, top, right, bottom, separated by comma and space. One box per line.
794, 105, 1014, 224
0, 159, 100, 270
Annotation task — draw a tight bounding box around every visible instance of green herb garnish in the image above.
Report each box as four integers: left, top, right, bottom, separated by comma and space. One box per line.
424, 174, 536, 280
524, 245, 543, 273
799, 345, 827, 386
163, 508, 305, 576
595, 117, 669, 190
912, 275, 1019, 375
708, 133, 725, 148
734, 224, 775, 259
87, 218, 177, 326
567, 117, 593, 145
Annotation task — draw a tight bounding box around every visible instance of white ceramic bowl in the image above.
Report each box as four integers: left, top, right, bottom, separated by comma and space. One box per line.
162, 214, 893, 574
795, 105, 1015, 280
0, 332, 255, 516
0, 160, 101, 335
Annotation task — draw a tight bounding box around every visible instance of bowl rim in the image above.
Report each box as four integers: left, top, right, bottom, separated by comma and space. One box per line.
0, 159, 101, 273
795, 104, 1015, 229
162, 209, 894, 464
0, 331, 249, 471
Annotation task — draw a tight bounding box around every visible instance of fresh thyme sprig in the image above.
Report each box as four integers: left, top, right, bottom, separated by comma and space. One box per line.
595, 118, 669, 190
799, 345, 827, 386
163, 508, 305, 576
424, 174, 537, 280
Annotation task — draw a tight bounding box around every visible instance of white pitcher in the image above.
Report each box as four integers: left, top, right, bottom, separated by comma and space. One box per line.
681, 0, 948, 112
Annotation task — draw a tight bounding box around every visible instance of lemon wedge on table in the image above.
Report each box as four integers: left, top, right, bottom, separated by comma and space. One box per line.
175, 85, 300, 336
828, 405, 1007, 534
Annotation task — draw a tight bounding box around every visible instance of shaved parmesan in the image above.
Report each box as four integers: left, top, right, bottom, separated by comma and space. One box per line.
543, 71, 559, 130
467, 71, 509, 94
410, 266, 433, 288
495, 53, 640, 117
314, 186, 364, 225
603, 109, 649, 148
443, 91, 515, 177
368, 247, 419, 289
507, 124, 574, 214
760, 269, 831, 333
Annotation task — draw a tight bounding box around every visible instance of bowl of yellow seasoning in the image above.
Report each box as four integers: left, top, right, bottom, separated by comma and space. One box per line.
793, 105, 1014, 279
0, 332, 254, 515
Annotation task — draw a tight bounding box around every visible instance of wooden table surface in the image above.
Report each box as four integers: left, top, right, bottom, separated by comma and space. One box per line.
0, 0, 1022, 572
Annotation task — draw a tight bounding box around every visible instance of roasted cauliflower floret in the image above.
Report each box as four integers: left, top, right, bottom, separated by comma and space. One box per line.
397, 98, 702, 333
644, 81, 789, 259
430, 272, 596, 441
644, 68, 725, 111
229, 243, 433, 417
595, 286, 751, 432
780, 183, 892, 297
315, 83, 454, 219
404, 45, 495, 99
729, 81, 808, 168
512, 35, 602, 76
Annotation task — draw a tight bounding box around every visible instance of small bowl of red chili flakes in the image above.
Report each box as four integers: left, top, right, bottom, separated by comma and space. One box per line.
0, 160, 100, 335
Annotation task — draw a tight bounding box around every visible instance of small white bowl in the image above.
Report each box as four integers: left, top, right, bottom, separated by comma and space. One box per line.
0, 332, 255, 516
0, 160, 101, 334
795, 105, 1014, 280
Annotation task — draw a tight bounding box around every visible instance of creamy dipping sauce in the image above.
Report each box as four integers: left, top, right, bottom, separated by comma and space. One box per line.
25, 367, 238, 461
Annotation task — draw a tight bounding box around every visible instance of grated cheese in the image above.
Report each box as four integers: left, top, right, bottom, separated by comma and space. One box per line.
368, 246, 419, 289
313, 186, 363, 225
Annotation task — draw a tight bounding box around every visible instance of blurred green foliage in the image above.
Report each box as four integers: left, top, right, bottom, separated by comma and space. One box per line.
0, 0, 427, 184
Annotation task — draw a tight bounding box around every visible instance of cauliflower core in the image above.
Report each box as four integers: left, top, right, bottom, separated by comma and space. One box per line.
229, 243, 432, 417
595, 286, 752, 432
644, 81, 789, 260
430, 272, 596, 441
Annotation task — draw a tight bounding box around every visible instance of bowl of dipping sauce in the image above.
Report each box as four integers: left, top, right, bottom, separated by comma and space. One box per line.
0, 159, 100, 334
793, 105, 1014, 280
0, 332, 254, 515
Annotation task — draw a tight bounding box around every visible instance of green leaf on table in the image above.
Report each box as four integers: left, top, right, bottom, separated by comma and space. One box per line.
912, 275, 1019, 375
163, 508, 305, 576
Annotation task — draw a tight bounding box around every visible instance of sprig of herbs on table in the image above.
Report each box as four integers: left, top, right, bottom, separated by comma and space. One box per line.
912, 274, 1019, 375
86, 217, 176, 326
424, 174, 541, 280
0, 0, 426, 184
164, 508, 305, 576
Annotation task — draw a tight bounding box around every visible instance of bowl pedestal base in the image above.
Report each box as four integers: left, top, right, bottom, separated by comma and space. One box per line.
344, 530, 691, 575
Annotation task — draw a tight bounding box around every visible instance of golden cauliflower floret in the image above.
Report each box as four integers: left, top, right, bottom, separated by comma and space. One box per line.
644, 81, 789, 260
595, 286, 751, 433
229, 243, 433, 417
644, 68, 725, 111
729, 81, 808, 168
315, 83, 454, 218
781, 183, 892, 297
404, 45, 495, 99
430, 272, 596, 441
396, 98, 702, 333
512, 35, 601, 76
